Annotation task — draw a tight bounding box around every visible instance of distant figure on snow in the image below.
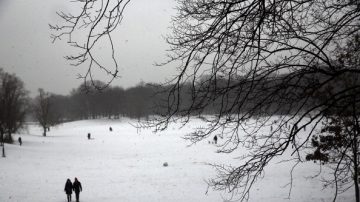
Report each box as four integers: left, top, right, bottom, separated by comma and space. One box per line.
109, 126, 113, 132
213, 135, 218, 144
73, 177, 82, 202
87, 133, 91, 140
18, 137, 22, 146
64, 178, 73, 202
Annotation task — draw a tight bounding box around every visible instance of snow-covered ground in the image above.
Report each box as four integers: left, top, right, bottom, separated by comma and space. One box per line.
0, 118, 353, 202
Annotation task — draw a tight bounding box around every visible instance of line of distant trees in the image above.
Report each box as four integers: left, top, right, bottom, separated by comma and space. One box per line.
37, 81, 168, 122
1, 67, 359, 143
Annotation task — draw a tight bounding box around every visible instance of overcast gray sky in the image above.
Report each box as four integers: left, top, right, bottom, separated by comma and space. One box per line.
0, 0, 177, 96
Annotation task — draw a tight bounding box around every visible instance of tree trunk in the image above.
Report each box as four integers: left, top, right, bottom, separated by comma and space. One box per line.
2, 144, 5, 158
355, 179, 359, 202
353, 103, 359, 202
43, 126, 47, 136
354, 138, 360, 202
0, 132, 3, 146
354, 143, 359, 202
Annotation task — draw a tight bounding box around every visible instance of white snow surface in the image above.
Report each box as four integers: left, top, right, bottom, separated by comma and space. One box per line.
0, 118, 353, 202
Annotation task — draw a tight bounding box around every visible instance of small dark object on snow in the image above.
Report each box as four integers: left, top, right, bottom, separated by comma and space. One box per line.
18, 137, 22, 146
87, 133, 91, 140
163, 162, 168, 167
109, 126, 113, 132
213, 135, 218, 144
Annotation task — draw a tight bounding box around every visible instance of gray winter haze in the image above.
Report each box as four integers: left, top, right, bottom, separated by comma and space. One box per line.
0, 0, 176, 96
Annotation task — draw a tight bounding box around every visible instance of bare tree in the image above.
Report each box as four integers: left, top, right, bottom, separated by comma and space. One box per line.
0, 69, 28, 157
34, 88, 61, 136
54, 0, 360, 201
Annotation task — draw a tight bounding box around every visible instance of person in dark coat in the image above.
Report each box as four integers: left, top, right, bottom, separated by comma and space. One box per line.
73, 177, 82, 202
64, 179, 73, 202
213, 135, 218, 144
18, 137, 22, 146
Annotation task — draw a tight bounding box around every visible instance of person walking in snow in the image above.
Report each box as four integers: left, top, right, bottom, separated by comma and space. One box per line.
64, 178, 73, 202
213, 135, 218, 144
73, 177, 82, 202
18, 137, 22, 146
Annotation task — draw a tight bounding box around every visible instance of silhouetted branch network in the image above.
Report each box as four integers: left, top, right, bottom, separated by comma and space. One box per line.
50, 0, 131, 90
151, 0, 360, 201
54, 0, 360, 201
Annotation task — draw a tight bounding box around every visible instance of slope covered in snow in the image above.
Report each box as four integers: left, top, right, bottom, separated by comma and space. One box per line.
0, 118, 353, 202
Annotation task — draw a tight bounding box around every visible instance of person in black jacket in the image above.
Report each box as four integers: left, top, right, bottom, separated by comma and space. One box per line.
73, 177, 82, 202
64, 179, 73, 202
18, 137, 22, 146
213, 135, 218, 144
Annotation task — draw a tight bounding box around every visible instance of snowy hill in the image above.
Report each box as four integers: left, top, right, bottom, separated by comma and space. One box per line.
0, 119, 353, 202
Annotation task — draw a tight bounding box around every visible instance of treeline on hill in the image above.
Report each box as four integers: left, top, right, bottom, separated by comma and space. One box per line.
0, 68, 356, 142
40, 71, 360, 123
37, 79, 232, 122
170, 71, 360, 118
40, 81, 168, 121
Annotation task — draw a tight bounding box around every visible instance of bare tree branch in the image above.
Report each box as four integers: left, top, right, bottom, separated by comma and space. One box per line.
50, 0, 131, 90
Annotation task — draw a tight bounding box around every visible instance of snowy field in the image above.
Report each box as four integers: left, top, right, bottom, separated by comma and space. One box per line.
0, 118, 353, 202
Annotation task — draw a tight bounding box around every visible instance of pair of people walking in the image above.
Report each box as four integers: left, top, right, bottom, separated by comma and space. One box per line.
64, 177, 82, 202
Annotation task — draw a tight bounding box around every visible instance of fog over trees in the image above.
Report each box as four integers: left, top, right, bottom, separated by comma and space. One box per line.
48, 81, 161, 121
